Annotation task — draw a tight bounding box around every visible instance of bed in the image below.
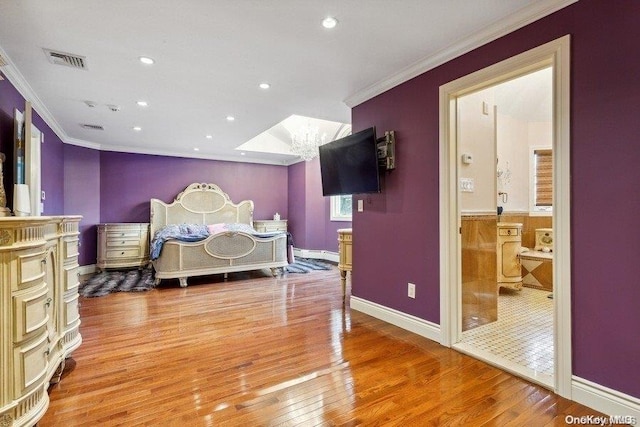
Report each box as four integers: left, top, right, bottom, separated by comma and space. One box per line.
150, 183, 289, 287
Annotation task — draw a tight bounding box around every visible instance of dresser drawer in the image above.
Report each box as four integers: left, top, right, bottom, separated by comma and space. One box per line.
14, 332, 49, 396
64, 264, 80, 292
13, 283, 49, 342
63, 292, 81, 329
63, 238, 80, 261
15, 248, 47, 290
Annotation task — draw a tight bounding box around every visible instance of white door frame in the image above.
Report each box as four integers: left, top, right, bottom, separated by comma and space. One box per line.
438, 35, 572, 397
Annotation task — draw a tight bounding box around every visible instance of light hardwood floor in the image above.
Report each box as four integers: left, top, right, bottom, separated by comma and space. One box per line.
40, 267, 602, 426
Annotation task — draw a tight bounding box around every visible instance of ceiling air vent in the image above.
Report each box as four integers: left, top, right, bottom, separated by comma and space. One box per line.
43, 48, 87, 70
80, 124, 104, 131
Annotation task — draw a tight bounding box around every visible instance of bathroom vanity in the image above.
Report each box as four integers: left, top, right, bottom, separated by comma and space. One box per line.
497, 222, 523, 290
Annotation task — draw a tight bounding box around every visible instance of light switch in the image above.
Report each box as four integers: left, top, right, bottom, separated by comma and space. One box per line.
460, 178, 475, 192
357, 199, 364, 212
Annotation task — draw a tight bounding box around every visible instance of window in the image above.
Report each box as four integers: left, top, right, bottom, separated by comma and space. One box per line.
330, 195, 352, 221
530, 147, 552, 213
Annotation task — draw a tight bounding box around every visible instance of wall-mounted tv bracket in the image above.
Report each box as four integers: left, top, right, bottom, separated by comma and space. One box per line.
377, 130, 396, 171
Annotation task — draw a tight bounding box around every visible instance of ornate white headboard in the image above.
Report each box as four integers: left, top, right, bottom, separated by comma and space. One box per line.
150, 183, 254, 238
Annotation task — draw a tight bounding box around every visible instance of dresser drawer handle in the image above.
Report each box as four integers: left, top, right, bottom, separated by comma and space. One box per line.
44, 349, 50, 356
41, 258, 47, 264
45, 298, 53, 308
121, 252, 125, 255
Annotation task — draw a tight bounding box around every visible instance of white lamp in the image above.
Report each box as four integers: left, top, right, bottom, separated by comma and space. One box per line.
13, 184, 31, 216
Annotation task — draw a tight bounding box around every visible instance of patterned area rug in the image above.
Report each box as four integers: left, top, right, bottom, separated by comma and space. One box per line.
285, 258, 333, 274
80, 268, 155, 298
80, 258, 333, 297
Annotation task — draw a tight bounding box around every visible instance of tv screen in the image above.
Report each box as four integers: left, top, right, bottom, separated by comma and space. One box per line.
319, 127, 380, 196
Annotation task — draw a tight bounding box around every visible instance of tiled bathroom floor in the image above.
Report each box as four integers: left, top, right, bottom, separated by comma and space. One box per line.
459, 287, 554, 377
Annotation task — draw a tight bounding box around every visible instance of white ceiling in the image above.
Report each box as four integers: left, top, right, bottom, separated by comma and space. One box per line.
0, 1, 573, 165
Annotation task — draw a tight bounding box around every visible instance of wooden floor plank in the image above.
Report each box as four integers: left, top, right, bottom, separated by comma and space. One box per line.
39, 267, 605, 426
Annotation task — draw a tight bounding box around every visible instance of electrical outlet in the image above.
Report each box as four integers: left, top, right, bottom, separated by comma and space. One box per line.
408, 283, 416, 299
357, 199, 364, 212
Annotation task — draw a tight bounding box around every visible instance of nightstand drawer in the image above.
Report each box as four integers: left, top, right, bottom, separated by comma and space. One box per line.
106, 238, 142, 247
253, 220, 287, 233
107, 248, 141, 259
107, 230, 143, 239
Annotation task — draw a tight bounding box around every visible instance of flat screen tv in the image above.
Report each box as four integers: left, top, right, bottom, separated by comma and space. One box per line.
319, 127, 380, 196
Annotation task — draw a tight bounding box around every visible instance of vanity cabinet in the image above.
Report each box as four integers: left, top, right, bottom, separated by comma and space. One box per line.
0, 216, 82, 427
338, 228, 352, 299
97, 223, 149, 270
497, 222, 523, 290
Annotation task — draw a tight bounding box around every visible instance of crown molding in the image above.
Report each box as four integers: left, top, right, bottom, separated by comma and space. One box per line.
344, 0, 579, 108
63, 137, 296, 166
0, 44, 70, 143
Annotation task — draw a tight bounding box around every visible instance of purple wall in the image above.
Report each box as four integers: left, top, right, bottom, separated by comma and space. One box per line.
287, 161, 308, 249
352, 0, 640, 398
99, 151, 288, 223
287, 159, 351, 252
64, 145, 100, 265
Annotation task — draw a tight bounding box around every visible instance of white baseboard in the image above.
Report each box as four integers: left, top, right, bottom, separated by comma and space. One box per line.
572, 376, 640, 420
79, 264, 97, 276
349, 296, 441, 343
293, 248, 339, 263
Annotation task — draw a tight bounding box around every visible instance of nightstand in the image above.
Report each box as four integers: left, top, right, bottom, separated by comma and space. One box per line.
97, 223, 149, 270
253, 219, 287, 233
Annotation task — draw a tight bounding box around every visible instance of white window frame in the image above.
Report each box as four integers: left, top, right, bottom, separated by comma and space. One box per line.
330, 195, 352, 221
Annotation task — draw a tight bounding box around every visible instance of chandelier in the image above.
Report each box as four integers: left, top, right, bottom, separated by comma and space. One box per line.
290, 122, 326, 161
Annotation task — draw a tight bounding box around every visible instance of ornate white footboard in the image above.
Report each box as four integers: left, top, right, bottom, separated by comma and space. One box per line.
150, 183, 289, 287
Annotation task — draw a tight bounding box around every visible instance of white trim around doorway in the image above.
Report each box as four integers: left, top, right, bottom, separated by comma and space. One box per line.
438, 35, 572, 397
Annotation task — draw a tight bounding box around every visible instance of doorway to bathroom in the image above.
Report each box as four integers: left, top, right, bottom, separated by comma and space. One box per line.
457, 67, 555, 387
438, 36, 572, 396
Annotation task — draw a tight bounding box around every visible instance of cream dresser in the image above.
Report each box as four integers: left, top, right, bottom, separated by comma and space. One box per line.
253, 219, 287, 233
97, 223, 149, 270
0, 216, 82, 427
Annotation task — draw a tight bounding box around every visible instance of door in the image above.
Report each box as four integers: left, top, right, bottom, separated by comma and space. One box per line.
457, 92, 498, 332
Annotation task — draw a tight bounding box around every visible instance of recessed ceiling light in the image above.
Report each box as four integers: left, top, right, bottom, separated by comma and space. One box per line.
226, 116, 235, 122
136, 101, 148, 107
139, 56, 155, 65
194, 147, 200, 151
205, 135, 213, 139
132, 126, 142, 131
322, 16, 338, 29
240, 152, 246, 156
259, 83, 271, 89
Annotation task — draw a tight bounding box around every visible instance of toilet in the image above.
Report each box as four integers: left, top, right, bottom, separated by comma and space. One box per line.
534, 228, 553, 252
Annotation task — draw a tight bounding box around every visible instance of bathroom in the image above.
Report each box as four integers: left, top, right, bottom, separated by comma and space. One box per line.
456, 67, 555, 383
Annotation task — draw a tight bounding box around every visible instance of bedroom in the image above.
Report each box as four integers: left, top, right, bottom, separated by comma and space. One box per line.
1, 0, 639, 425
